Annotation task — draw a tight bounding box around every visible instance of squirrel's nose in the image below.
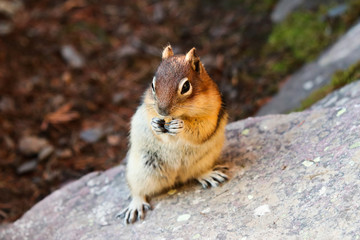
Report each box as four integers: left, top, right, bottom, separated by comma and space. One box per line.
157, 106, 170, 116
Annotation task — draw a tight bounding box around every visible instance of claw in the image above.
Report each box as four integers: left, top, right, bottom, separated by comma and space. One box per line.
116, 197, 152, 224
165, 119, 184, 135
115, 207, 128, 219
197, 168, 229, 189
151, 118, 167, 134
143, 202, 152, 211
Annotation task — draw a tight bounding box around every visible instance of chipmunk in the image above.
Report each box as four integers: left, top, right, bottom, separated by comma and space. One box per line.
118, 45, 228, 224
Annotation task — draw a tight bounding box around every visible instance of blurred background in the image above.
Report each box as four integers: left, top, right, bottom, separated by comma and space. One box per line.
0, 0, 359, 223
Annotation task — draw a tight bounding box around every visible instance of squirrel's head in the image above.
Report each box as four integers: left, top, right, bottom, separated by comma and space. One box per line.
144, 45, 221, 118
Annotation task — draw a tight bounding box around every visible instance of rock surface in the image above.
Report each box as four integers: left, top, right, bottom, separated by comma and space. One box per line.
18, 136, 50, 156
79, 128, 105, 143
310, 79, 360, 110
257, 21, 360, 116
271, 0, 303, 23
61, 45, 85, 69
2, 81, 360, 239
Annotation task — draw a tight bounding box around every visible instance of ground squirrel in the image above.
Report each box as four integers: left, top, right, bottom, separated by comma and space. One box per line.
118, 45, 228, 224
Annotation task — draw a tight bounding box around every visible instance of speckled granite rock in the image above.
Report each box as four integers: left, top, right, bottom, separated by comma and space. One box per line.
2, 82, 360, 240
257, 21, 360, 116
310, 79, 360, 110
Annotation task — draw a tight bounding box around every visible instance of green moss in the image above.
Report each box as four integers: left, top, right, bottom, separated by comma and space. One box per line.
297, 85, 333, 111
251, 0, 277, 12
264, 2, 360, 74
296, 61, 360, 111
268, 11, 329, 62
344, 0, 360, 25
271, 62, 287, 74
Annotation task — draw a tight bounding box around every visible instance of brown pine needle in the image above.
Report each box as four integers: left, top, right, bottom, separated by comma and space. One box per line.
41, 103, 80, 129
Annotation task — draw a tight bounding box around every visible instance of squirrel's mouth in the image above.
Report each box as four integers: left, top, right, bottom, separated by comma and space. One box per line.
156, 113, 174, 123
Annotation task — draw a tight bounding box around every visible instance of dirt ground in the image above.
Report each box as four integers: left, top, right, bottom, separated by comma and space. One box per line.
0, 0, 287, 223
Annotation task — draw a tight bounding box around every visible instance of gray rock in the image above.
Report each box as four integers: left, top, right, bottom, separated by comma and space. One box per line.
327, 4, 348, 18
112, 93, 125, 104
257, 21, 360, 116
116, 45, 138, 58
61, 45, 85, 69
56, 149, 73, 159
2, 81, 360, 239
153, 2, 165, 23
0, 21, 13, 35
271, 0, 347, 23
311, 80, 360, 110
17, 160, 37, 175
271, 0, 304, 23
38, 146, 55, 161
50, 95, 65, 109
18, 136, 49, 156
80, 128, 104, 143
0, 96, 15, 112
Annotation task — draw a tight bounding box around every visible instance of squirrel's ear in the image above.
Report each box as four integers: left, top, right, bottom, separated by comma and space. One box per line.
185, 47, 201, 73
162, 45, 174, 59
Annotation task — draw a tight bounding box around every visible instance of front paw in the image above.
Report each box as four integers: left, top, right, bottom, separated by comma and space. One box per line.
164, 119, 184, 136
116, 198, 152, 224
151, 118, 167, 135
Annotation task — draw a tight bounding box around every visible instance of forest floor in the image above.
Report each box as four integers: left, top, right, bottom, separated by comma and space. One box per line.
0, 0, 355, 223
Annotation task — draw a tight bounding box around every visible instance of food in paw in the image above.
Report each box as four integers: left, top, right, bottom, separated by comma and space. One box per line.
163, 117, 173, 128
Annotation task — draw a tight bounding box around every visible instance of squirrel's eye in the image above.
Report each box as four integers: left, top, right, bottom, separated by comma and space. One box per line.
180, 79, 191, 95
181, 81, 190, 94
